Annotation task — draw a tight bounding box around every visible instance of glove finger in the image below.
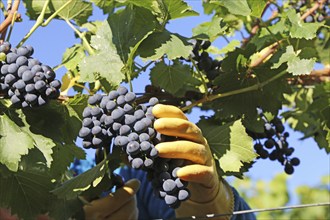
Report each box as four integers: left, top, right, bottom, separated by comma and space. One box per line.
176, 164, 216, 186
155, 140, 208, 165
106, 196, 138, 220
154, 118, 205, 144
83, 179, 140, 218
152, 104, 187, 120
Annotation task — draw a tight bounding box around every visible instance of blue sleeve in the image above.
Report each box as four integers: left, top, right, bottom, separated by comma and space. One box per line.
231, 187, 256, 220
119, 167, 255, 220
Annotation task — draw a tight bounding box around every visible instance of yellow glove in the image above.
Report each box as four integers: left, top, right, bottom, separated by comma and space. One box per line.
153, 104, 234, 220
83, 179, 140, 220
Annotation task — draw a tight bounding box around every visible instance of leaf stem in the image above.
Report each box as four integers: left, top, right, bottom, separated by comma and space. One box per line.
16, 0, 50, 47
64, 19, 95, 55
264, 25, 282, 49
74, 83, 92, 95
42, 0, 74, 26
181, 70, 287, 112
190, 57, 208, 95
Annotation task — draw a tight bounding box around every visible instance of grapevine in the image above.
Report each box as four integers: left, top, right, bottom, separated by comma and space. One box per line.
0, 0, 329, 219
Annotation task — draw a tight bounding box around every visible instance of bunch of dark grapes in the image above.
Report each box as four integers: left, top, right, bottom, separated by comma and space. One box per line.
78, 86, 190, 208
0, 41, 61, 108
247, 110, 300, 175
189, 39, 223, 84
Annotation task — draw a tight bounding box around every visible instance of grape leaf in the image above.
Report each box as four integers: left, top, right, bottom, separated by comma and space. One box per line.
286, 58, 315, 76
0, 114, 34, 171
50, 0, 92, 25
79, 21, 125, 85
220, 0, 251, 16
282, 84, 330, 153
49, 197, 84, 220
89, 0, 115, 14
0, 170, 54, 219
50, 143, 85, 179
67, 94, 89, 119
272, 46, 315, 75
286, 9, 322, 40
192, 16, 228, 41
61, 44, 86, 71
315, 31, 330, 65
51, 159, 107, 199
197, 118, 256, 173
23, 0, 92, 25
21, 128, 55, 168
23, 0, 52, 19
116, 0, 155, 11
138, 31, 192, 61
150, 60, 201, 96
247, 0, 267, 18
107, 6, 158, 63
160, 0, 199, 20
211, 63, 289, 120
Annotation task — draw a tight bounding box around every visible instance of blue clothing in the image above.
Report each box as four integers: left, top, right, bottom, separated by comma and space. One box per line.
119, 167, 256, 220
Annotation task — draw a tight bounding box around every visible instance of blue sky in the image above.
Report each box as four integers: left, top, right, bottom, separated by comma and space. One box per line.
3, 0, 329, 205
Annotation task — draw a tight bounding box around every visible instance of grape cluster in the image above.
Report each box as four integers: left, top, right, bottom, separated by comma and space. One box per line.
247, 110, 300, 175
189, 39, 222, 84
78, 86, 190, 208
0, 41, 61, 108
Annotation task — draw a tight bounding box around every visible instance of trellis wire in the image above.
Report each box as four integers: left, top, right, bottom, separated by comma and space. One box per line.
172, 202, 330, 220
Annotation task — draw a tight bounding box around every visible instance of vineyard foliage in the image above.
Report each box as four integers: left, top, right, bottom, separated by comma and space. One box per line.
0, 0, 329, 219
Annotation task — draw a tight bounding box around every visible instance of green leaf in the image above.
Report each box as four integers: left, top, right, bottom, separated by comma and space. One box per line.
164, 0, 199, 20
197, 118, 256, 173
220, 0, 251, 16
89, 0, 115, 14
21, 129, 55, 168
108, 6, 158, 63
138, 31, 192, 61
0, 114, 34, 171
23, 0, 52, 19
51, 159, 107, 199
286, 58, 315, 76
50, 143, 85, 179
150, 60, 200, 96
79, 21, 125, 84
67, 94, 89, 119
61, 44, 86, 71
0, 170, 54, 219
272, 46, 315, 75
49, 198, 84, 220
51, 0, 92, 25
192, 16, 228, 41
286, 9, 323, 40
118, 0, 155, 11
23, 0, 93, 25
247, 0, 267, 18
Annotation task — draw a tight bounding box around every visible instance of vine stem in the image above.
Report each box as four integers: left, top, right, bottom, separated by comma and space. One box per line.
181, 70, 287, 112
16, 0, 74, 47
301, 0, 326, 21
0, 0, 20, 37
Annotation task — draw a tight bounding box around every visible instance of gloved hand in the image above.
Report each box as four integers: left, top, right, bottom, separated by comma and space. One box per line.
153, 104, 234, 220
83, 179, 140, 220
